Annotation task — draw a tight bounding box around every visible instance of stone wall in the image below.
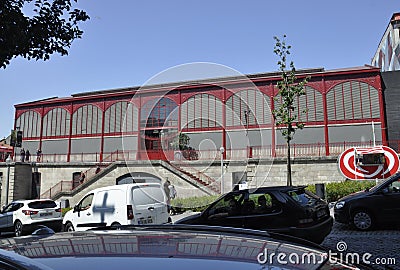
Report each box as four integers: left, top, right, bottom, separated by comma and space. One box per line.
0, 156, 345, 206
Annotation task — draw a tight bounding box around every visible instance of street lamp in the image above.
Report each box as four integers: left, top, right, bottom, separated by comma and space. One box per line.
244, 109, 250, 135
219, 146, 224, 194
5, 156, 12, 206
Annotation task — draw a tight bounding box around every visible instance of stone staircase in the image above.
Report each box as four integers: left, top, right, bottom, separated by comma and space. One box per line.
167, 162, 220, 193
41, 160, 220, 201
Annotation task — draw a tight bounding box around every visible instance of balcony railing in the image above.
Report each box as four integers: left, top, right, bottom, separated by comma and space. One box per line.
28, 140, 392, 164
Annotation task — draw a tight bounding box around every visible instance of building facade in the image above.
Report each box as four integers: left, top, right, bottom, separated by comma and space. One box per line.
13, 66, 385, 165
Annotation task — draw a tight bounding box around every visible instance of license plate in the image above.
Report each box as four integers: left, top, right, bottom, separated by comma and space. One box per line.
40, 212, 52, 217
138, 218, 153, 225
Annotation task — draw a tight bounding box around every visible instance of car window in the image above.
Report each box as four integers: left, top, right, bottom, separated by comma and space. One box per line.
28, 200, 57, 209
249, 193, 280, 214
2, 203, 22, 213
132, 185, 165, 206
207, 193, 243, 217
387, 180, 400, 193
79, 194, 94, 211
286, 189, 317, 206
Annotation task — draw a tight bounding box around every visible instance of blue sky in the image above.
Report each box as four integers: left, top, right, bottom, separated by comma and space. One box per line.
0, 0, 398, 138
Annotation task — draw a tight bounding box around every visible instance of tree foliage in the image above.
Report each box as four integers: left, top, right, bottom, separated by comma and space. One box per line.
272, 35, 309, 186
0, 0, 89, 68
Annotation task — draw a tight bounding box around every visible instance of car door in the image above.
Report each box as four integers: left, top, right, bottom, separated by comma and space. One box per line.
131, 185, 169, 225
0, 203, 14, 230
375, 179, 400, 223
241, 192, 289, 232
73, 193, 96, 230
202, 192, 244, 228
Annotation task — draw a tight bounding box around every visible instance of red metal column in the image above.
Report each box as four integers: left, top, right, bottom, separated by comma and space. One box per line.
100, 99, 106, 162
67, 102, 73, 162
38, 107, 44, 157
322, 78, 330, 156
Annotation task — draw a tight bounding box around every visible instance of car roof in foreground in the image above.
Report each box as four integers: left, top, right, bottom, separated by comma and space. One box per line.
0, 225, 363, 270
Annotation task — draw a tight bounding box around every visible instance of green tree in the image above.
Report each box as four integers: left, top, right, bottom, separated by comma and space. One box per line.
272, 35, 309, 186
0, 0, 89, 68
171, 133, 191, 151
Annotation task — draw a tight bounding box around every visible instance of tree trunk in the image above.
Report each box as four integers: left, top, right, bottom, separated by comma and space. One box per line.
287, 139, 292, 186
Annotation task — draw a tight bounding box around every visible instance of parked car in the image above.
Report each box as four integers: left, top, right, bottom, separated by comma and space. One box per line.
63, 183, 171, 231
0, 225, 366, 270
175, 186, 333, 243
0, 199, 62, 236
334, 172, 400, 230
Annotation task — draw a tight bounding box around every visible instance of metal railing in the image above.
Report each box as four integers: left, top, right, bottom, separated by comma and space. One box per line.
40, 181, 73, 199
29, 140, 392, 165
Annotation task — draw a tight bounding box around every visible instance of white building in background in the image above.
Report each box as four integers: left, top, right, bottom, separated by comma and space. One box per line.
372, 12, 400, 71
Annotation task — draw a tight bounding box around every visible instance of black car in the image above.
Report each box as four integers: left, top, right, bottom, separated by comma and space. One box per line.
334, 172, 400, 230
175, 186, 333, 244
0, 225, 364, 270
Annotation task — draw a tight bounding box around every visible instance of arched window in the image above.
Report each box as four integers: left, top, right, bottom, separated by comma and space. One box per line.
104, 101, 139, 134
15, 110, 41, 138
327, 81, 380, 121
42, 108, 70, 137
296, 86, 324, 122
226, 89, 271, 127
181, 94, 223, 130
141, 98, 178, 128
72, 105, 103, 135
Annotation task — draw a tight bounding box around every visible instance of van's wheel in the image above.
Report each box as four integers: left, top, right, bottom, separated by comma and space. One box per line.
110, 222, 121, 229
14, 221, 24, 237
352, 209, 374, 231
65, 222, 75, 232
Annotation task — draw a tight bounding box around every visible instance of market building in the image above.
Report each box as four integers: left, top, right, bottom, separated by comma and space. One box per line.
1, 12, 400, 204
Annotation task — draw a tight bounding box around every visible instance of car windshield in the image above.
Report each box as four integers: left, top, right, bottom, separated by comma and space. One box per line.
369, 171, 400, 192
28, 200, 57, 209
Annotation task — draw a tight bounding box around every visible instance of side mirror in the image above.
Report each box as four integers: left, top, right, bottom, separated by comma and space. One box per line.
73, 205, 80, 213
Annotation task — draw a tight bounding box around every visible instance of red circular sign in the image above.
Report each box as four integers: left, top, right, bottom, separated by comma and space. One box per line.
338, 146, 399, 180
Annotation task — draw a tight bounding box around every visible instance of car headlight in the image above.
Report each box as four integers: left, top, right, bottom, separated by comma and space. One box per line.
335, 201, 345, 209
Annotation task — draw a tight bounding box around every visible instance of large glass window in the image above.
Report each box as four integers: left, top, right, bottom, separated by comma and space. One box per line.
296, 86, 324, 122
141, 97, 178, 128
104, 101, 139, 134
72, 105, 103, 135
15, 110, 41, 138
327, 81, 380, 121
42, 108, 70, 137
274, 86, 324, 124
226, 89, 271, 128
181, 94, 223, 130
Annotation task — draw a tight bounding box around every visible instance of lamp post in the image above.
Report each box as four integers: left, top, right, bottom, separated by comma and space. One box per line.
219, 146, 224, 194
244, 109, 250, 135
5, 156, 12, 205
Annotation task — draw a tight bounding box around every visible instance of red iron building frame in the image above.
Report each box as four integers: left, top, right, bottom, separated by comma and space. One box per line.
13, 66, 386, 162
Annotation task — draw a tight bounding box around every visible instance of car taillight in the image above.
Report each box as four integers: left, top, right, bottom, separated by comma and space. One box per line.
127, 205, 134, 220
55, 208, 62, 212
22, 210, 39, 215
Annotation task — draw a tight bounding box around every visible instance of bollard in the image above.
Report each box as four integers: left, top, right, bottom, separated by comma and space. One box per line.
315, 183, 326, 200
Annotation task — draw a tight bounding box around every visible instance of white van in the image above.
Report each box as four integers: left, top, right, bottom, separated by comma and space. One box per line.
63, 183, 170, 231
